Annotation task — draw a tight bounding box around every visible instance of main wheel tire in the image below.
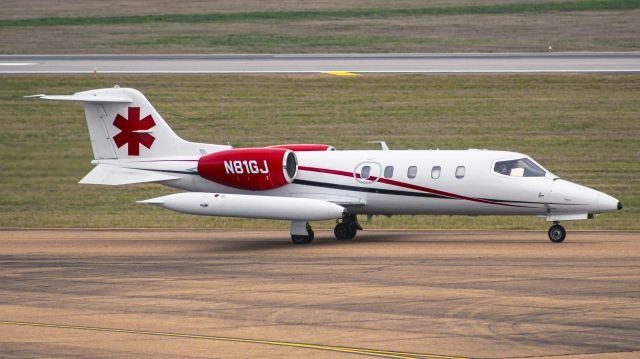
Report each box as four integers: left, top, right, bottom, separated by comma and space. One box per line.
291, 235, 307, 244
292, 228, 314, 244
346, 225, 357, 239
548, 224, 566, 243
334, 223, 358, 240
334, 223, 351, 240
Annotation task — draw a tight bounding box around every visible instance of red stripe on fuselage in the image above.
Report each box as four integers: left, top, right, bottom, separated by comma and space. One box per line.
298, 165, 531, 208
132, 159, 199, 163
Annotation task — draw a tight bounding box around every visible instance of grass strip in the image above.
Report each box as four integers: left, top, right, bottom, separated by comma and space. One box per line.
1, 74, 638, 229
118, 33, 483, 52
1, 0, 638, 28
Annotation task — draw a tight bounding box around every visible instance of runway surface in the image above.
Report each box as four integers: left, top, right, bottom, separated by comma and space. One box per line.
1, 52, 639, 74
1, 229, 639, 358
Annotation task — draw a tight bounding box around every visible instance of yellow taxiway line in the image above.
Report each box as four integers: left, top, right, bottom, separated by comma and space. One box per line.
0, 321, 470, 359
323, 71, 361, 76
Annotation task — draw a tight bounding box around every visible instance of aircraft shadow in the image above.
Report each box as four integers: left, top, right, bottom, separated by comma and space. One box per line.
206, 231, 545, 253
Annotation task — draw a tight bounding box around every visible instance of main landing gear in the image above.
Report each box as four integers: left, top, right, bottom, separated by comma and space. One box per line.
334, 214, 362, 240
548, 222, 566, 243
291, 221, 314, 244
290, 214, 362, 244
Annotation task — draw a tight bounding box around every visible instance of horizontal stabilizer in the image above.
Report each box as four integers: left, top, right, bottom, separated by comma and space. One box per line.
28, 87, 231, 160
79, 164, 179, 185
26, 93, 133, 103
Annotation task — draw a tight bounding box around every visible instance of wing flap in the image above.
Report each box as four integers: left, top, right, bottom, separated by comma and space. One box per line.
79, 164, 179, 185
291, 193, 366, 207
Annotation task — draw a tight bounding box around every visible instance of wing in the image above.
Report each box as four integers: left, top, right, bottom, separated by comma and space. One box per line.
290, 193, 366, 207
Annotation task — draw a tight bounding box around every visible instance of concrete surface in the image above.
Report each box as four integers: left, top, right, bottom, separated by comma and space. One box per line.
1, 52, 639, 74
1, 229, 639, 358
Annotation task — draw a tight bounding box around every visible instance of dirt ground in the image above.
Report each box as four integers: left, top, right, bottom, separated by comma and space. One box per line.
1, 229, 639, 358
1, 1, 638, 53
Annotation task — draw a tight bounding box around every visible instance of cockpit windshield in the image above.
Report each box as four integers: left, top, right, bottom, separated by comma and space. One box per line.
494, 158, 546, 177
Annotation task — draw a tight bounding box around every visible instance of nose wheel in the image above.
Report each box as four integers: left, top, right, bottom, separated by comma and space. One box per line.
548, 223, 566, 243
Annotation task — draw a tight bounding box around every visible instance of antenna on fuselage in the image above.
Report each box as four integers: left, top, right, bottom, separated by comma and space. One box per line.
367, 141, 389, 151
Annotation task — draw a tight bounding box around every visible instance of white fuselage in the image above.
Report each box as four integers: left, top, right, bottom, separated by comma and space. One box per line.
102, 149, 620, 219
36, 86, 622, 242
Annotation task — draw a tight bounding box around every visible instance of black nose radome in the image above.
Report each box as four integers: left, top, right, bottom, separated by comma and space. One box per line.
618, 202, 623, 210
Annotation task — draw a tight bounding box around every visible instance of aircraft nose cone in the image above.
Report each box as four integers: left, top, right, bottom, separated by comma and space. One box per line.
597, 193, 620, 213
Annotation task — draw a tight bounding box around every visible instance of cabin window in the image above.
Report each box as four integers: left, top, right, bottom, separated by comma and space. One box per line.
361, 165, 371, 180
455, 166, 465, 178
407, 166, 417, 179
431, 166, 441, 179
494, 158, 546, 177
384, 166, 394, 178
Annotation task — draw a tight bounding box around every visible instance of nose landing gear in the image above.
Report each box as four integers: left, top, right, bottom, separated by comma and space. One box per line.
548, 222, 566, 243
334, 214, 361, 240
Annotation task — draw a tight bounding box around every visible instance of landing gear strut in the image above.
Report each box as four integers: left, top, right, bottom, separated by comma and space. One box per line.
334, 214, 361, 240
548, 222, 566, 243
291, 222, 314, 244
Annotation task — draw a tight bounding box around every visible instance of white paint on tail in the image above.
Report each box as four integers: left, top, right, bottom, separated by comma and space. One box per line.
32, 87, 231, 159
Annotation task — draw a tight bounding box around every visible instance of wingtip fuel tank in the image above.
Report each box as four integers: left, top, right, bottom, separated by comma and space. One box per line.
139, 192, 346, 221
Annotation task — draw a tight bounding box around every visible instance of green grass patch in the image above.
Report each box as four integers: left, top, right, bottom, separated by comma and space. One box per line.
0, 74, 638, 230
119, 33, 484, 52
2, 0, 638, 27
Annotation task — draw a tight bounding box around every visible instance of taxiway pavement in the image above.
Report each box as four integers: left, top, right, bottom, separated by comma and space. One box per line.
1, 52, 639, 74
1, 229, 639, 358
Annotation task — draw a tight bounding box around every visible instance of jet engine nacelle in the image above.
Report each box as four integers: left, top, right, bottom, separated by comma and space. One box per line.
198, 148, 297, 191
269, 144, 336, 152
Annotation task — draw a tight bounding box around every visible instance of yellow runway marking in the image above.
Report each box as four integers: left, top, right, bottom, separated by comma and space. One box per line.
323, 71, 361, 76
0, 321, 470, 359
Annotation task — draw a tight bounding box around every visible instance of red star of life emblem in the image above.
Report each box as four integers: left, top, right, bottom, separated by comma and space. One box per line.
112, 107, 156, 156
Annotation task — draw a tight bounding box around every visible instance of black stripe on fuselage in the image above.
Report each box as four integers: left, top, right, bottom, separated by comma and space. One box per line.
147, 170, 561, 208
293, 179, 455, 200
293, 179, 559, 208
478, 198, 585, 206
